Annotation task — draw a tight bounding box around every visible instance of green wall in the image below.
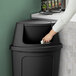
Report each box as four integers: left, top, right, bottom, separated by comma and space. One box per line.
0, 0, 41, 76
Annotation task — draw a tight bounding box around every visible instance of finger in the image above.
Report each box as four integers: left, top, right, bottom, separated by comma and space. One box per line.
47, 40, 49, 43
45, 40, 48, 43
46, 39, 50, 43
42, 38, 46, 43
44, 39, 46, 42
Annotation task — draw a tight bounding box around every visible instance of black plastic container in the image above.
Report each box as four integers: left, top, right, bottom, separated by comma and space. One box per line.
11, 19, 62, 76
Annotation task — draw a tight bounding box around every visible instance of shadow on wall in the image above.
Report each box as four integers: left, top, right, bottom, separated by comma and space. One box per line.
0, 0, 41, 76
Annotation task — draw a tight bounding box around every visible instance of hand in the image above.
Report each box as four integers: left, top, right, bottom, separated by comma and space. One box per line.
42, 33, 53, 43
42, 29, 57, 43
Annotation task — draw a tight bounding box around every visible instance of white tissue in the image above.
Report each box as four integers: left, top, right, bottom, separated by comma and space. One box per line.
40, 40, 44, 44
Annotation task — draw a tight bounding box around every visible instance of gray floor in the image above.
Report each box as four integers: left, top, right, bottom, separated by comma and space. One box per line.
59, 22, 76, 76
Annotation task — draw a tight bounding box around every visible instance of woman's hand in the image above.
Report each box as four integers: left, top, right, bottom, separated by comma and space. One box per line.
42, 29, 57, 43
42, 33, 53, 43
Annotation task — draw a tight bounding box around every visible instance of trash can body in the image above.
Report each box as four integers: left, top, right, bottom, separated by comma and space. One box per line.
11, 19, 62, 76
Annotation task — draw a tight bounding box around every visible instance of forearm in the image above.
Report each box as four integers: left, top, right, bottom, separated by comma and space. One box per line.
49, 29, 57, 36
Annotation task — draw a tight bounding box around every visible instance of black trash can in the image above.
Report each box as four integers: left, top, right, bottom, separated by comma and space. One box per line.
11, 19, 62, 76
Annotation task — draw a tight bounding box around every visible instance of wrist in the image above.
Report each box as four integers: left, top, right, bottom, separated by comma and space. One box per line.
49, 29, 57, 36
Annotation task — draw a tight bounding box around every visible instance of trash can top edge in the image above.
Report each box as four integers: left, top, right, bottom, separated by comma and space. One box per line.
11, 45, 62, 53
11, 42, 62, 48
11, 44, 62, 49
